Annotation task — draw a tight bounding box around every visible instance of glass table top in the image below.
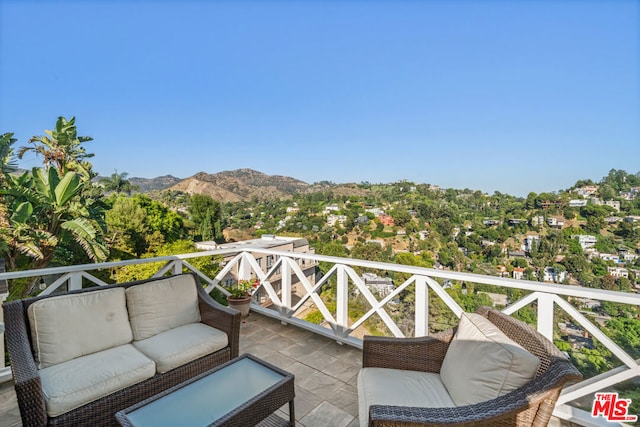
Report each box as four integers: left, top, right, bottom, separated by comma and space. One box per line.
124, 357, 286, 427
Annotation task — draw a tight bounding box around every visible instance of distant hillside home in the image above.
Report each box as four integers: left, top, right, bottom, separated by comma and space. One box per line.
603, 200, 621, 211
286, 205, 299, 213
418, 230, 430, 240
569, 199, 588, 207
605, 216, 623, 224
574, 235, 597, 250
378, 214, 395, 226
327, 214, 347, 227
366, 207, 385, 216
513, 267, 526, 280
360, 273, 395, 297
574, 185, 598, 196
607, 267, 629, 278
323, 204, 340, 215
483, 219, 501, 226
624, 215, 640, 223
354, 215, 369, 226
509, 250, 527, 258
599, 253, 621, 263
522, 235, 540, 253
620, 191, 637, 201
546, 216, 566, 228
540, 200, 564, 210
543, 267, 567, 283
530, 215, 545, 227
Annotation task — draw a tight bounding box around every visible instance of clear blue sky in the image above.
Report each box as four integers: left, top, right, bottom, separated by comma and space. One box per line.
1, 0, 639, 197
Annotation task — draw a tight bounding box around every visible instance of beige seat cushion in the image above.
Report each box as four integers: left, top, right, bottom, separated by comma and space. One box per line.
126, 274, 201, 341
28, 287, 133, 369
39, 344, 155, 417
440, 313, 540, 406
133, 323, 228, 374
358, 367, 455, 427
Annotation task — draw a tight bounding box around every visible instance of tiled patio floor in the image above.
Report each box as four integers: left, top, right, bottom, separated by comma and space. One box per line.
0, 312, 577, 427
0, 312, 363, 427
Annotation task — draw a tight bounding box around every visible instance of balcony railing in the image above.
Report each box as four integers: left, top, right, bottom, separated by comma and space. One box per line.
1, 246, 639, 426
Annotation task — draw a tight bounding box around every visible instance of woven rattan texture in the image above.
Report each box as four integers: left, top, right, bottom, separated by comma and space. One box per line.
362, 307, 582, 427
4, 273, 241, 427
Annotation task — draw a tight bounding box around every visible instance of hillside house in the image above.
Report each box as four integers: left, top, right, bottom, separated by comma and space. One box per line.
543, 267, 567, 283
513, 267, 526, 280
354, 215, 369, 226
323, 204, 340, 215
624, 215, 640, 223
605, 216, 623, 224
378, 214, 395, 227
418, 230, 430, 240
574, 235, 597, 250
522, 235, 540, 253
360, 272, 396, 297
599, 253, 621, 263
569, 199, 588, 207
607, 267, 629, 278
574, 185, 598, 196
540, 200, 564, 210
327, 214, 347, 227
530, 215, 545, 227
365, 207, 385, 216
603, 200, 621, 211
546, 216, 566, 229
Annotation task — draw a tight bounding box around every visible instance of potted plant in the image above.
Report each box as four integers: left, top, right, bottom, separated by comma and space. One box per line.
224, 278, 259, 318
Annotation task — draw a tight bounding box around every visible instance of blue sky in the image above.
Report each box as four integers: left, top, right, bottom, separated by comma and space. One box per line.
1, 0, 639, 197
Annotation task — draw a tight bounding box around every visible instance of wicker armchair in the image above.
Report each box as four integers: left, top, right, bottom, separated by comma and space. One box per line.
360, 306, 582, 427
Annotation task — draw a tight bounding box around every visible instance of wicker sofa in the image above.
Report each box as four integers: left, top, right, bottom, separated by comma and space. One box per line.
4, 273, 241, 427
359, 306, 582, 427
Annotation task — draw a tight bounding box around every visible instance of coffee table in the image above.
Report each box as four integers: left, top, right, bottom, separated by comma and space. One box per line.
116, 354, 295, 427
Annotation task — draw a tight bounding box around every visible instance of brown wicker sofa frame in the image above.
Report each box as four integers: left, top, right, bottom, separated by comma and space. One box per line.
362, 306, 583, 427
4, 273, 241, 427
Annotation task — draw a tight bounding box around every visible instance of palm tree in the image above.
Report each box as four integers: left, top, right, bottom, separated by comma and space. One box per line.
2, 167, 108, 294
0, 132, 18, 177
17, 116, 94, 179
99, 170, 138, 195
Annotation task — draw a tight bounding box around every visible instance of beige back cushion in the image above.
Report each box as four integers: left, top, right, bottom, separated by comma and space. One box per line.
440, 313, 540, 406
28, 287, 133, 369
126, 274, 201, 341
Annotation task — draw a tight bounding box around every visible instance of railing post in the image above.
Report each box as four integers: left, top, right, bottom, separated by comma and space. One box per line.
239, 253, 252, 281
172, 261, 182, 275
537, 293, 554, 341
336, 265, 349, 338
68, 272, 82, 291
415, 277, 429, 337
280, 258, 292, 319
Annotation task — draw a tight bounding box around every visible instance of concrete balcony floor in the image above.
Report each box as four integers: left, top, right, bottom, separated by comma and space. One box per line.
0, 312, 577, 427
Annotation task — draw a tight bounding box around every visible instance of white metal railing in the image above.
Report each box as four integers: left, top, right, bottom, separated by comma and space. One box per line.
1, 246, 639, 426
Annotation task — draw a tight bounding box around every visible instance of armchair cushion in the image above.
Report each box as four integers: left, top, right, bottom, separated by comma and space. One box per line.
28, 287, 133, 369
133, 322, 228, 374
39, 344, 155, 417
358, 367, 455, 427
440, 313, 540, 406
126, 274, 201, 341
